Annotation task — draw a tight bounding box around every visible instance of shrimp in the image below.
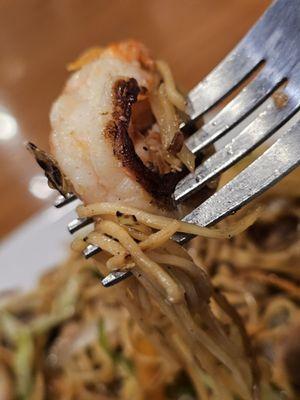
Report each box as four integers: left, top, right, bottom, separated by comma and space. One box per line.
50, 40, 183, 213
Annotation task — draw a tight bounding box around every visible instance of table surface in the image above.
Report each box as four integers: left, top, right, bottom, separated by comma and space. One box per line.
0, 0, 271, 239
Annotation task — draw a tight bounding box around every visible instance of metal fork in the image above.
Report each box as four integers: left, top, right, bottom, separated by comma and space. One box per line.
56, 0, 300, 287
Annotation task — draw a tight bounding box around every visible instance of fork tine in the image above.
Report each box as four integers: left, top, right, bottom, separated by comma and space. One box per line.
175, 95, 300, 203
101, 270, 132, 287
68, 217, 94, 234
83, 244, 101, 258
188, 46, 262, 120
174, 120, 300, 245
186, 70, 282, 155
54, 193, 77, 208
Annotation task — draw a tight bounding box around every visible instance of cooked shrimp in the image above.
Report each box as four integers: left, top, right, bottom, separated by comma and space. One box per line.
50, 40, 183, 213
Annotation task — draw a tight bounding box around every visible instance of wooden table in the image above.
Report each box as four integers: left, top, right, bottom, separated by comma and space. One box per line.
0, 0, 270, 238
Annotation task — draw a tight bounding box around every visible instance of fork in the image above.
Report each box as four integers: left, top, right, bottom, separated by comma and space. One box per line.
55, 0, 300, 287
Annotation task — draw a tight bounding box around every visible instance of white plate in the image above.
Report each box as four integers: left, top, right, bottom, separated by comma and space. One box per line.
0, 201, 80, 292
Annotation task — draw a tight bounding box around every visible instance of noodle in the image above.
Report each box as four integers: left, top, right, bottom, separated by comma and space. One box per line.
156, 60, 186, 112
72, 201, 261, 399
150, 81, 195, 172
98, 219, 184, 304
139, 220, 180, 250
77, 202, 261, 239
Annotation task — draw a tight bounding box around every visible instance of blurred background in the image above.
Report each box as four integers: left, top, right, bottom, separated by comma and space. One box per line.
0, 0, 271, 239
